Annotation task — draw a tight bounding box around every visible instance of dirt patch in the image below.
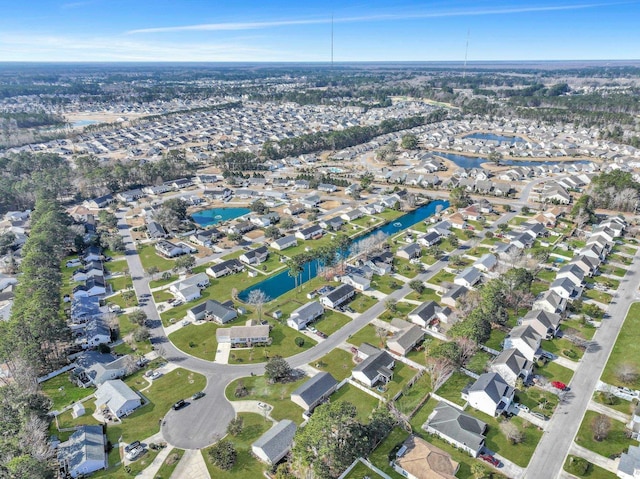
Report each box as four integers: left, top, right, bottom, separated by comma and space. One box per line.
319, 200, 341, 210
245, 230, 264, 240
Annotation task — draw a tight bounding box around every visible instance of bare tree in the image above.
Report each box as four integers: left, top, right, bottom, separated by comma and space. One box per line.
616, 363, 639, 385
123, 355, 139, 375
375, 326, 388, 348
457, 289, 482, 316
247, 289, 270, 321
591, 414, 611, 441
500, 421, 525, 444
455, 337, 478, 367
21, 414, 54, 461
427, 357, 455, 392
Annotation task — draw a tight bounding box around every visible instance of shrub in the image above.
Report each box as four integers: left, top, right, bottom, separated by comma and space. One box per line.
208, 440, 237, 470
295, 337, 305, 347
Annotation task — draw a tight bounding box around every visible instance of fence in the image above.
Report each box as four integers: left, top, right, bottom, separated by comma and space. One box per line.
37, 364, 75, 384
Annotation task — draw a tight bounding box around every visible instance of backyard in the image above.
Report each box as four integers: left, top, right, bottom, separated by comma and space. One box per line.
602, 303, 640, 389
575, 411, 638, 458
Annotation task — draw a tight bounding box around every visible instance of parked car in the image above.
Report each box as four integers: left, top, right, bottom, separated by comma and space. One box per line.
150, 371, 162, 380
124, 441, 140, 453
192, 391, 205, 400
316, 331, 328, 339
479, 454, 500, 467
125, 445, 145, 461
551, 381, 568, 391
172, 399, 186, 410
515, 403, 530, 413
530, 411, 548, 421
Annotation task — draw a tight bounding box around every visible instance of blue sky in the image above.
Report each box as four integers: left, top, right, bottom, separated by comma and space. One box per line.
0, 0, 638, 62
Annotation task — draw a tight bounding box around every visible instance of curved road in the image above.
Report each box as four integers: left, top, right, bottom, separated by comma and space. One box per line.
116, 189, 522, 449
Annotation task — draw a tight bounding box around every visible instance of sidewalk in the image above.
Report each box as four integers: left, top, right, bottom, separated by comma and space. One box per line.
569, 443, 619, 473
170, 449, 211, 479
136, 445, 173, 479
553, 356, 579, 371
214, 342, 230, 364
587, 399, 631, 423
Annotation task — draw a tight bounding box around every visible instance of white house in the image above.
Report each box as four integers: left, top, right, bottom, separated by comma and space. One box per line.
408, 301, 450, 329
57, 425, 107, 478
169, 273, 210, 303
271, 235, 298, 251
340, 274, 370, 292
94, 380, 141, 418
488, 348, 533, 388
320, 284, 355, 309
216, 323, 270, 346
454, 267, 482, 288
503, 324, 542, 361
251, 420, 297, 465
290, 372, 339, 412
352, 348, 395, 387
465, 372, 514, 417
424, 402, 487, 457
473, 253, 497, 273
287, 301, 324, 330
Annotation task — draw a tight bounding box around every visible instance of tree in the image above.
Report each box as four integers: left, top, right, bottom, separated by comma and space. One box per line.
488, 151, 503, 164
616, 363, 638, 385
500, 421, 525, 444
409, 279, 425, 294
449, 187, 471, 208
0, 232, 16, 255
129, 309, 147, 326
264, 225, 280, 239
173, 254, 196, 273
591, 414, 611, 441
227, 417, 244, 436
208, 440, 237, 470
286, 258, 303, 292
426, 356, 455, 391
264, 356, 292, 383
247, 289, 269, 321
145, 266, 159, 280
133, 326, 150, 342
401, 134, 418, 150
98, 210, 118, 230
471, 462, 488, 478
280, 216, 295, 230
250, 200, 268, 215
102, 233, 125, 253
227, 232, 243, 244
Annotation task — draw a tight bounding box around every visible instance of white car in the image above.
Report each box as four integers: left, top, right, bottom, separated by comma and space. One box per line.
150, 371, 162, 380
515, 403, 530, 413
125, 445, 145, 461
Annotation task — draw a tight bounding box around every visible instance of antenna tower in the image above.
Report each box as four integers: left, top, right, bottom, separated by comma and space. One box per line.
463, 29, 470, 78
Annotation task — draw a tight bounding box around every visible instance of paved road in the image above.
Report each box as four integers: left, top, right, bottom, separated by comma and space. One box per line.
116, 202, 516, 448
524, 247, 640, 479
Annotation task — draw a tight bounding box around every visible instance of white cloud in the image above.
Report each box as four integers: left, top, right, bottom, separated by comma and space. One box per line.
127, 1, 634, 34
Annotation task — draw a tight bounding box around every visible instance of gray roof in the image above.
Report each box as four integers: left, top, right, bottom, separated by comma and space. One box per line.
469, 372, 513, 404
426, 402, 486, 453
291, 372, 338, 407
272, 235, 297, 248
507, 324, 542, 350
456, 267, 481, 284
189, 299, 237, 322
398, 243, 421, 256
387, 322, 425, 351
619, 444, 640, 476
409, 301, 439, 322
442, 284, 469, 302
522, 310, 561, 330
252, 419, 297, 463
288, 301, 324, 326
58, 425, 105, 473
491, 348, 532, 377
323, 284, 354, 303
71, 296, 102, 320
353, 350, 394, 381
95, 379, 140, 414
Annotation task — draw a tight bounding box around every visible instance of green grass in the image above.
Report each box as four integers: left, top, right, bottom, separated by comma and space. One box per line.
313, 348, 354, 380
561, 319, 596, 341
406, 337, 444, 366
584, 289, 613, 304
202, 413, 270, 479
535, 360, 574, 385
589, 275, 621, 290
405, 288, 441, 303
349, 294, 378, 313
105, 260, 130, 274
542, 338, 584, 361
435, 372, 471, 406
227, 320, 317, 364
600, 264, 626, 277
315, 310, 351, 336
393, 257, 422, 278
592, 391, 636, 415
610, 253, 632, 265
515, 388, 559, 414
154, 449, 185, 479
153, 289, 174, 303
137, 244, 176, 272
226, 375, 307, 424
42, 374, 94, 411
466, 350, 493, 375
376, 209, 405, 222
379, 302, 415, 322
536, 269, 556, 282
149, 274, 177, 288
348, 324, 387, 349
368, 427, 410, 479
52, 398, 101, 431
108, 275, 133, 293
352, 215, 382, 228
370, 274, 404, 294
382, 361, 417, 400
531, 281, 548, 296
168, 323, 220, 361
106, 292, 138, 309
394, 373, 432, 416
428, 270, 455, 285
575, 411, 638, 458
409, 396, 437, 432
343, 461, 387, 479
602, 302, 640, 389
282, 233, 336, 258
484, 328, 507, 351
331, 384, 382, 422
564, 455, 618, 479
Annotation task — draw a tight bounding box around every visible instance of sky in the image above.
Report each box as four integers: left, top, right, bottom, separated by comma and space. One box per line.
0, 0, 638, 62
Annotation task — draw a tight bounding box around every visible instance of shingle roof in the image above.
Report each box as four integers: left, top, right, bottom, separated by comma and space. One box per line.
58, 425, 105, 474
291, 372, 338, 407
252, 420, 297, 463
426, 402, 486, 453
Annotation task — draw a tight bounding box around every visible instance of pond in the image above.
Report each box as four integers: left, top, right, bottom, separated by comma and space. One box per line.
237, 200, 449, 302
72, 119, 100, 127
191, 207, 251, 227
464, 133, 526, 144
436, 152, 590, 169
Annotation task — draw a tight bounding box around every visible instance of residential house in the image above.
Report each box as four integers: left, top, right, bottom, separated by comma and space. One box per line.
271, 235, 298, 251
216, 321, 270, 346
387, 319, 425, 356
72, 262, 103, 282
318, 183, 337, 193
84, 194, 115, 209
320, 216, 343, 231
441, 284, 469, 309
117, 189, 144, 203
397, 243, 422, 260
511, 232, 536, 250
82, 246, 102, 263
146, 221, 167, 239
392, 435, 459, 479
82, 318, 111, 349
503, 324, 542, 361
70, 296, 104, 324
155, 240, 185, 258
57, 425, 107, 478
364, 251, 394, 275
464, 372, 514, 417
206, 259, 244, 278
227, 220, 254, 235
284, 203, 305, 216
417, 231, 441, 247
189, 228, 221, 247
94, 379, 141, 418
142, 184, 171, 195
556, 264, 585, 286
341, 209, 363, 222
549, 276, 581, 300
300, 194, 321, 208
454, 267, 482, 288
169, 273, 210, 303
570, 254, 600, 277
533, 290, 567, 315
428, 221, 452, 237
340, 274, 370, 292
473, 254, 497, 273
423, 402, 487, 457
290, 372, 339, 412
252, 420, 297, 465
618, 444, 640, 479
239, 246, 269, 265
73, 277, 106, 298
295, 224, 324, 240
489, 348, 534, 387
73, 352, 128, 387
520, 310, 562, 339
287, 301, 324, 330
408, 301, 451, 329
187, 300, 237, 323
447, 213, 467, 230
352, 348, 395, 387
320, 284, 356, 309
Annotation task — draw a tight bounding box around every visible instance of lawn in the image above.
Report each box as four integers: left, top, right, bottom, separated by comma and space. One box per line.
108, 275, 133, 293
312, 348, 355, 380
409, 396, 438, 432
602, 303, 640, 389
561, 319, 596, 341
227, 320, 317, 364
575, 411, 638, 458
406, 337, 444, 366
331, 384, 382, 422
168, 323, 220, 361
427, 270, 455, 286
584, 289, 613, 304
137, 244, 175, 272
435, 372, 471, 406
368, 427, 410, 479
535, 360, 574, 385
531, 281, 549, 296
370, 274, 404, 294
600, 264, 626, 278
225, 375, 307, 424
376, 209, 405, 222
149, 274, 177, 288
348, 324, 387, 349
466, 350, 493, 375
52, 398, 101, 431
106, 292, 138, 309
536, 269, 556, 283
542, 338, 584, 361
382, 361, 417, 400
610, 253, 632, 266
592, 391, 636, 415
343, 461, 387, 479
405, 288, 441, 303
564, 455, 618, 479
379, 301, 415, 322
484, 328, 507, 351
154, 449, 184, 479
42, 373, 94, 411
515, 388, 559, 415
315, 310, 351, 336
394, 373, 432, 416
349, 294, 378, 313
202, 413, 270, 479
153, 289, 174, 303
393, 257, 422, 278
105, 260, 130, 274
